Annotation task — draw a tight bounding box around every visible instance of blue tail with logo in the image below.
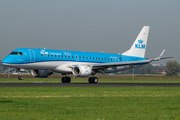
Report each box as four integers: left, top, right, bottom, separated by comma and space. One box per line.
122, 26, 150, 58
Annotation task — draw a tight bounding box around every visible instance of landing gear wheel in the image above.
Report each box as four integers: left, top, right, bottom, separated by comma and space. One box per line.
88, 77, 93, 83
94, 77, 98, 83
66, 77, 71, 83
61, 77, 71, 83
61, 77, 66, 83
18, 76, 23, 80
88, 77, 98, 83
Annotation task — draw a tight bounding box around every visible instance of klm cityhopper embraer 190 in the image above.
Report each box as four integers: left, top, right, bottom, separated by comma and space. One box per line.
2, 26, 172, 83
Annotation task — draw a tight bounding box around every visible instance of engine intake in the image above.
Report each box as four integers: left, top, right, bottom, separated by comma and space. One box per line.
31, 69, 53, 78
72, 66, 92, 77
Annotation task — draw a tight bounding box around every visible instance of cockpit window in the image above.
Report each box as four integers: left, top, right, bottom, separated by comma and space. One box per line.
19, 52, 23, 55
10, 52, 23, 55
10, 52, 18, 55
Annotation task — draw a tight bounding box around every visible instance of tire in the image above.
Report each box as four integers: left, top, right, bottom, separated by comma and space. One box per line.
94, 77, 98, 83
61, 77, 66, 83
18, 76, 23, 80
66, 77, 71, 83
88, 77, 94, 83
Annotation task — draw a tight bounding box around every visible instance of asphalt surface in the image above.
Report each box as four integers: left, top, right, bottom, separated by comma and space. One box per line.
0, 83, 180, 87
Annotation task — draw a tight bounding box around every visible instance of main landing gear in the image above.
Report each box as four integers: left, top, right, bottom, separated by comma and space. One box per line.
61, 75, 71, 83
88, 77, 98, 83
61, 75, 98, 84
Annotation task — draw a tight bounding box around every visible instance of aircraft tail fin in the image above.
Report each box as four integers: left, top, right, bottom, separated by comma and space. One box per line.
122, 26, 150, 58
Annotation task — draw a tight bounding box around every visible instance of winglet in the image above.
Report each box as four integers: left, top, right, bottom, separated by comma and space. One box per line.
159, 49, 165, 58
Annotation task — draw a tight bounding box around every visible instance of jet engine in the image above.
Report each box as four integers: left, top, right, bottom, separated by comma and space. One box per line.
31, 70, 53, 78
72, 65, 92, 77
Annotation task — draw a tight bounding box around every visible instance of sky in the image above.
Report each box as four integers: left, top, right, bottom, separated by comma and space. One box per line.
0, 0, 179, 65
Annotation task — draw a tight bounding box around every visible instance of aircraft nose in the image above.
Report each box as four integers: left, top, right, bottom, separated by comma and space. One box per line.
2, 58, 6, 65
2, 57, 12, 66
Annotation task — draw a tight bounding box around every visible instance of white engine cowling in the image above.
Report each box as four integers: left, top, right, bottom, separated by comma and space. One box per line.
31, 70, 52, 78
72, 65, 92, 77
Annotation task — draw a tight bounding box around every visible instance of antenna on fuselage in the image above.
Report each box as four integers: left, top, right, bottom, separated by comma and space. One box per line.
44, 47, 46, 49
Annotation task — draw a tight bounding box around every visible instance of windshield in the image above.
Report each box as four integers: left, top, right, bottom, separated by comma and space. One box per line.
10, 52, 18, 55
10, 52, 23, 55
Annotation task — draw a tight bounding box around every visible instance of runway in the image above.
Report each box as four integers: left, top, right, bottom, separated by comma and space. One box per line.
0, 83, 180, 87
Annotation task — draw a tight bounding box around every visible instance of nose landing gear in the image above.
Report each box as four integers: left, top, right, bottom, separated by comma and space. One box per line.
18, 76, 23, 80
18, 71, 23, 80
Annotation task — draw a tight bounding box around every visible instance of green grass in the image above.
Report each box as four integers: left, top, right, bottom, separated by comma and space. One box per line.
0, 86, 180, 119
1, 76, 180, 83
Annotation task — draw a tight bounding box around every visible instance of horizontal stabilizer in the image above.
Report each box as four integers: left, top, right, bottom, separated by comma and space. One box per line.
151, 49, 175, 61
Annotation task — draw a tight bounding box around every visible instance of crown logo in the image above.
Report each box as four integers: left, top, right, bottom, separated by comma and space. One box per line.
138, 39, 143, 44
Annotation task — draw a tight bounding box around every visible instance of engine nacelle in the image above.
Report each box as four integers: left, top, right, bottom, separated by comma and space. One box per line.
31, 69, 53, 78
72, 65, 92, 77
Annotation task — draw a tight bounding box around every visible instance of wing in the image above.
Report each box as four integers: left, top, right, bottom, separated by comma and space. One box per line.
70, 49, 174, 74
90, 60, 151, 69
70, 59, 151, 75
71, 60, 151, 73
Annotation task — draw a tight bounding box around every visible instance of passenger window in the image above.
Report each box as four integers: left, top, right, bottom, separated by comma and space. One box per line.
87, 57, 88, 59
83, 57, 85, 59
41, 54, 43, 56
62, 55, 64, 58
90, 57, 92, 59
108, 58, 110, 60
80, 56, 81, 59
69, 56, 71, 58
93, 57, 95, 59
65, 56, 67, 58
102, 58, 104, 60
55, 55, 57, 57
105, 58, 106, 60
58, 55, 60, 57
96, 58, 98, 60
45, 54, 47, 57
99, 58, 101, 60
52, 55, 53, 57
72, 56, 74, 58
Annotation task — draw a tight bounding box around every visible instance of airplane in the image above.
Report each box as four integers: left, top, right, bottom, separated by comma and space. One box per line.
2, 26, 173, 83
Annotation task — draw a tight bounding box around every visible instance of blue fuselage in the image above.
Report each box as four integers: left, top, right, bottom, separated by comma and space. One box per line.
2, 48, 145, 64
2, 48, 146, 73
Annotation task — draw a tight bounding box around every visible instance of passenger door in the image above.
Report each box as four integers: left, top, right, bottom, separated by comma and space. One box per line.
28, 49, 35, 62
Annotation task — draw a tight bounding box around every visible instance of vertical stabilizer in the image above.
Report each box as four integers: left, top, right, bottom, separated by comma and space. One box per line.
122, 26, 150, 58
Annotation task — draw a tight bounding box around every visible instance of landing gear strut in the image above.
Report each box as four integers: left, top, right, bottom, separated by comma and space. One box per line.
18, 71, 23, 80
88, 77, 98, 83
61, 75, 71, 83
